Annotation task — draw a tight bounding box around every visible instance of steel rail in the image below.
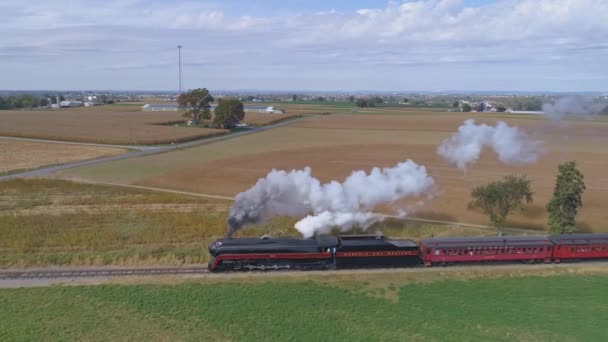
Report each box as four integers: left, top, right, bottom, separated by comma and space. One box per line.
0, 267, 207, 280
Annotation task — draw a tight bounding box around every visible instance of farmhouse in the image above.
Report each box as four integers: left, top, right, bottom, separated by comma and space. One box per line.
59, 100, 84, 108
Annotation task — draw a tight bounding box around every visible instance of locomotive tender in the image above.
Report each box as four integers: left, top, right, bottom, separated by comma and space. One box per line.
208, 234, 608, 272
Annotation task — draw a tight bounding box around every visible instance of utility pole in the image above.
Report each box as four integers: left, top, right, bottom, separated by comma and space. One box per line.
177, 45, 183, 94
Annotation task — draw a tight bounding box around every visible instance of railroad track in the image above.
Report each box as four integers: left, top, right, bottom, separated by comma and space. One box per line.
0, 267, 208, 280
3, 260, 608, 281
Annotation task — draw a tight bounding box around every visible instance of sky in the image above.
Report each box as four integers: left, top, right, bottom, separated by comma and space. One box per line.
0, 0, 607, 92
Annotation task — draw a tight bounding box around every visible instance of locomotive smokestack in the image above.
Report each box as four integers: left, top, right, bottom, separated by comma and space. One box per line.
226, 216, 243, 238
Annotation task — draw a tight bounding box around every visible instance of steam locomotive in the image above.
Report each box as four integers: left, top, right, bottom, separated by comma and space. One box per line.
208, 233, 608, 272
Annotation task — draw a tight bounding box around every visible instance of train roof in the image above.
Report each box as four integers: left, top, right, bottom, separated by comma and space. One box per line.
421, 235, 552, 248
550, 234, 608, 245
339, 235, 385, 240
386, 239, 418, 248
216, 238, 317, 245
214, 236, 339, 248
338, 235, 417, 248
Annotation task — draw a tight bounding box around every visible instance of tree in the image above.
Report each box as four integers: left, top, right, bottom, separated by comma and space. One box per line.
547, 161, 586, 234
372, 96, 384, 104
317, 96, 326, 102
525, 97, 543, 111
403, 97, 409, 104
355, 98, 368, 108
348, 95, 355, 103
213, 98, 245, 129
461, 103, 472, 112
177, 88, 214, 125
468, 175, 533, 228
14, 95, 34, 108
496, 106, 507, 112
453, 100, 459, 108
292, 94, 297, 102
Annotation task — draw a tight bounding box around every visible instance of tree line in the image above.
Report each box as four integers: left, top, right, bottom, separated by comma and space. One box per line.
177, 88, 245, 129
0, 95, 51, 109
469, 161, 586, 234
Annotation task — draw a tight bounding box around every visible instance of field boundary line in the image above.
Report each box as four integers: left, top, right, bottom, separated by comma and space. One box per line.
77, 180, 235, 200
382, 215, 536, 234
0, 136, 147, 150
70, 180, 537, 233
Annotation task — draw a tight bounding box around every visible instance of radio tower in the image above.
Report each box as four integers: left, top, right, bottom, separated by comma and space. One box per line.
177, 45, 183, 94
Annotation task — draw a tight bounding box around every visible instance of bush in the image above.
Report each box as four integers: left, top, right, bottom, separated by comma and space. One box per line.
468, 175, 533, 227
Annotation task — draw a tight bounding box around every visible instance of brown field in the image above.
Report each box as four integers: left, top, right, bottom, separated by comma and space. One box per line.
57, 111, 608, 232
0, 139, 126, 174
0, 107, 228, 145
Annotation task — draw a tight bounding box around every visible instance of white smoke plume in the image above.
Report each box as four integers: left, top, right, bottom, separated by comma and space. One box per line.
542, 96, 605, 120
227, 160, 435, 237
437, 119, 542, 170
295, 212, 380, 238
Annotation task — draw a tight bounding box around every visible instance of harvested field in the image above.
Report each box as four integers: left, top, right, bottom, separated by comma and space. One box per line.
57, 110, 608, 232
0, 179, 485, 267
0, 139, 126, 174
0, 108, 228, 145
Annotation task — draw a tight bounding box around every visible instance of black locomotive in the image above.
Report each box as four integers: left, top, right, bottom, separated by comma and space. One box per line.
208, 235, 419, 271
208, 233, 608, 272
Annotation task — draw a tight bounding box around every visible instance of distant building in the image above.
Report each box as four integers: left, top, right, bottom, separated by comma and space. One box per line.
264, 106, 284, 114
84, 96, 99, 107
506, 109, 545, 115
59, 100, 84, 108
141, 103, 285, 113
142, 104, 179, 111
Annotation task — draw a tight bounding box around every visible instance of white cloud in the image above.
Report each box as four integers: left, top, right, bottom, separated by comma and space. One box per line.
0, 0, 607, 90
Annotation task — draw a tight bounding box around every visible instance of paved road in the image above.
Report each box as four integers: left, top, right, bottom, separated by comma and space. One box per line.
0, 116, 307, 181
0, 136, 152, 151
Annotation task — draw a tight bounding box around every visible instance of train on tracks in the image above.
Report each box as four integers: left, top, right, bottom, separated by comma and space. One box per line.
208, 233, 608, 272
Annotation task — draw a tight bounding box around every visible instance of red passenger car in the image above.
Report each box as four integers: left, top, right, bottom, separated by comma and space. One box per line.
420, 236, 553, 266
550, 234, 608, 262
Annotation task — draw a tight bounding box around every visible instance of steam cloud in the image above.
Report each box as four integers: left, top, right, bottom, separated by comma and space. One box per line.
542, 96, 605, 120
227, 160, 434, 237
437, 119, 542, 170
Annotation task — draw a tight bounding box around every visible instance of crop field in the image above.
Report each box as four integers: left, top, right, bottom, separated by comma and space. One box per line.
0, 179, 494, 268
0, 139, 126, 174
2, 269, 608, 340
55, 109, 608, 233
0, 108, 228, 145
